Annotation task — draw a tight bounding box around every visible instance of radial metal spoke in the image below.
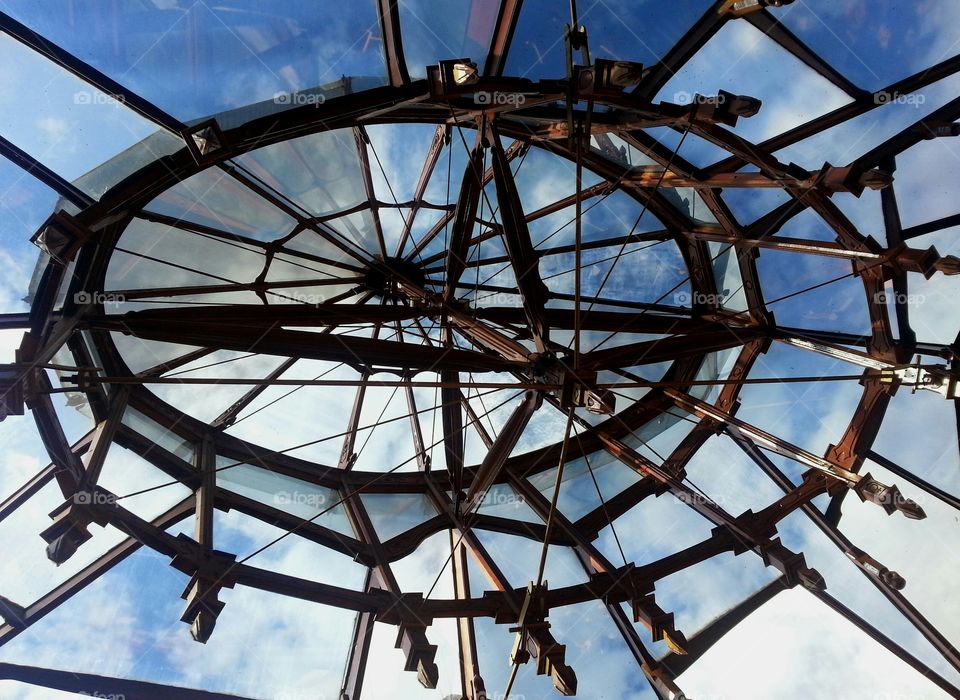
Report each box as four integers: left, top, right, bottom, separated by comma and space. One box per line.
87, 312, 518, 373
489, 124, 551, 351
445, 130, 487, 302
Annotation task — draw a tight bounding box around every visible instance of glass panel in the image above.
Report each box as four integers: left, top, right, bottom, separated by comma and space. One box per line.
223, 360, 357, 466
0, 33, 179, 192
776, 507, 960, 688
98, 445, 193, 521
775, 71, 960, 169
597, 490, 715, 567
836, 457, 960, 657
106, 217, 268, 293
473, 529, 587, 587
777, 1, 960, 91
352, 384, 421, 473
0, 478, 127, 603
0, 546, 359, 700
400, 0, 499, 78
657, 20, 853, 146
145, 169, 296, 242
530, 189, 666, 251
147, 350, 286, 425
645, 125, 732, 169
121, 407, 196, 465
0, 414, 47, 505
891, 139, 960, 229
737, 340, 865, 457
721, 168, 792, 225
540, 240, 689, 304
0, 159, 60, 314
528, 451, 641, 523
662, 186, 718, 224
108, 334, 204, 376
709, 241, 749, 312
359, 492, 437, 541
3, 1, 388, 121
656, 551, 779, 636
511, 144, 603, 215
235, 129, 368, 218
506, 0, 711, 81
775, 204, 841, 242
591, 132, 660, 168
473, 482, 542, 523
756, 248, 871, 333
216, 460, 353, 537
216, 509, 366, 587
679, 586, 954, 699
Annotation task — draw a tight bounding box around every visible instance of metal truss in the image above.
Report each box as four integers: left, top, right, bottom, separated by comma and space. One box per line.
1, 2, 960, 699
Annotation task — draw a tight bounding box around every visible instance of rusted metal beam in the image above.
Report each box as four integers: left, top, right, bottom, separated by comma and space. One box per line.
0, 661, 258, 700
462, 391, 541, 514
24, 370, 85, 496
483, 0, 524, 76
342, 490, 439, 688
451, 531, 486, 700
445, 128, 487, 303
341, 569, 377, 700
89, 313, 518, 374
354, 127, 390, 258
580, 328, 766, 372
635, 2, 729, 101
215, 488, 371, 564
489, 124, 551, 351
377, 0, 410, 87
744, 10, 865, 97
665, 387, 925, 519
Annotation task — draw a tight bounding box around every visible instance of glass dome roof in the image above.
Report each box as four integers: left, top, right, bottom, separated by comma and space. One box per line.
1, 2, 960, 699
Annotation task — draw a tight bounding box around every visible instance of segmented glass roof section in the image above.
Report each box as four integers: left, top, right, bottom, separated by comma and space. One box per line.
1, 2, 959, 700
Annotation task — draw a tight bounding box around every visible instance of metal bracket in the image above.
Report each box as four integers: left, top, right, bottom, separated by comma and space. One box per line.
881, 362, 960, 399
170, 534, 238, 643
0, 363, 26, 421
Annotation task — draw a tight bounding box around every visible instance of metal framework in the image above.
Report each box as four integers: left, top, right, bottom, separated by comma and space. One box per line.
1, 2, 959, 699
